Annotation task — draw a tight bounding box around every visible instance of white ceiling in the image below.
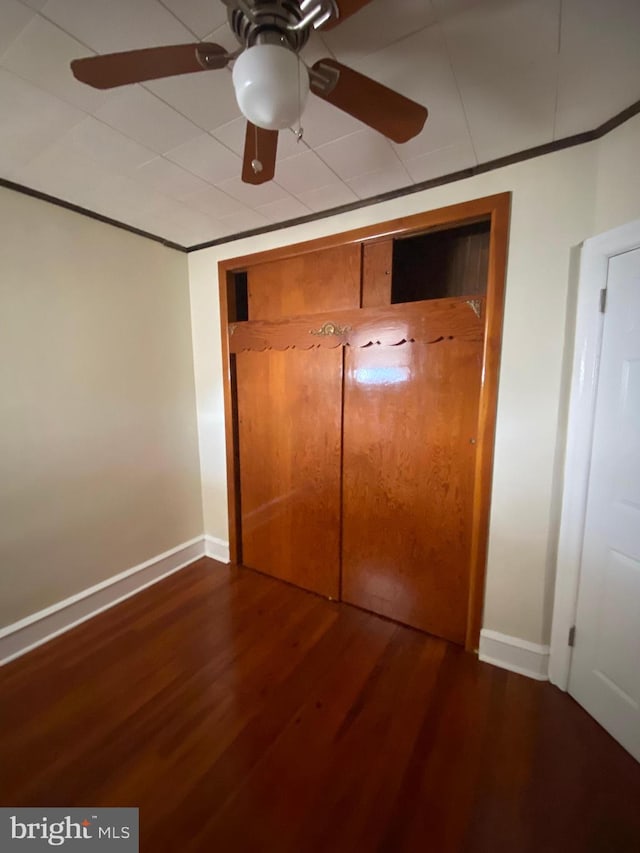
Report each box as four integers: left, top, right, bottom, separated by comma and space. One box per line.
1, 0, 639, 248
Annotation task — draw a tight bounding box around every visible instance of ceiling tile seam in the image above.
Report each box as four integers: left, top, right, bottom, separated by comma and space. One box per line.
287, 181, 355, 210
155, 0, 201, 41
389, 143, 415, 184
0, 5, 105, 126
551, 0, 564, 142
138, 72, 232, 136
2, 1, 36, 57
79, 115, 160, 170
312, 31, 336, 61
25, 7, 99, 58
429, 14, 479, 167
344, 19, 438, 64
0, 88, 88, 178
309, 130, 386, 186
255, 198, 314, 219
165, 142, 299, 213
19, 114, 161, 184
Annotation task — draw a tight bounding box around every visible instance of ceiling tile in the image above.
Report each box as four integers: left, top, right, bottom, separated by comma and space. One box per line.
555, 0, 640, 138
316, 129, 401, 180
60, 117, 156, 174
199, 20, 240, 53
77, 173, 157, 222
146, 65, 239, 132
38, 0, 193, 54
465, 67, 558, 162
218, 208, 271, 235
403, 140, 476, 183
212, 117, 302, 160
165, 132, 242, 183
133, 156, 211, 199
136, 196, 228, 245
0, 0, 36, 57
14, 137, 125, 212
215, 175, 291, 207
346, 162, 412, 199
94, 87, 202, 154
297, 95, 364, 147
321, 0, 437, 64
20, 0, 48, 9
255, 195, 313, 223
159, 0, 228, 39
295, 181, 359, 212
182, 185, 249, 217
354, 24, 470, 157
275, 149, 340, 194
1, 16, 110, 113
0, 68, 84, 174
436, 0, 560, 161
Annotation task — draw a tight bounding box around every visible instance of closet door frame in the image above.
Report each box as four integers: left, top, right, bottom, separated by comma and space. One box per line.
218, 192, 511, 652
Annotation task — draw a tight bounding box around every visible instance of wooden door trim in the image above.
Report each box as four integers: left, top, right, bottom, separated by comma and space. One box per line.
218, 192, 511, 650
218, 194, 504, 272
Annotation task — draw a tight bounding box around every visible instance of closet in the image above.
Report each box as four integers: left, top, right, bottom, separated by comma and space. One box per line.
221, 194, 510, 649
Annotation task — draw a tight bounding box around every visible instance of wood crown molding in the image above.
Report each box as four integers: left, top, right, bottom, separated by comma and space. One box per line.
1, 98, 638, 253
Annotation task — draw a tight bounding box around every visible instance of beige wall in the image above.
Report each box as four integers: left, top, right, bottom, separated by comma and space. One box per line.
594, 113, 640, 234
189, 119, 640, 648
0, 189, 203, 628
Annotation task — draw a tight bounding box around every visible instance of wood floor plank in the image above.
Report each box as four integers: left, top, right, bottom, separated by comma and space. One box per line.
1, 559, 639, 853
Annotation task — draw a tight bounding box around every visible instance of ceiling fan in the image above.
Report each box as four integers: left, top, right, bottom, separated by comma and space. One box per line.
71, 0, 428, 185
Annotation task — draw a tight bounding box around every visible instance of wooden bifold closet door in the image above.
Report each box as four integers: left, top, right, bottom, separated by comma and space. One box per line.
236, 348, 343, 598
225, 198, 508, 648
234, 243, 361, 599
341, 332, 483, 645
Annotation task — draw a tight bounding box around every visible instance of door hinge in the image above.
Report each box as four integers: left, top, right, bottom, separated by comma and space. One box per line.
599, 288, 607, 313
568, 625, 576, 647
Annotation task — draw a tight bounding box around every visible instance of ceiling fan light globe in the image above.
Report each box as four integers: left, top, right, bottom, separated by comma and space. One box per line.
232, 44, 309, 131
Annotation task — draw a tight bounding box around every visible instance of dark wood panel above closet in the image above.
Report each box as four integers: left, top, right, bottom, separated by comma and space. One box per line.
392, 220, 490, 303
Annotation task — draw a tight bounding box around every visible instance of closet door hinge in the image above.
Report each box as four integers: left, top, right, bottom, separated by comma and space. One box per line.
568, 625, 576, 647
599, 288, 607, 313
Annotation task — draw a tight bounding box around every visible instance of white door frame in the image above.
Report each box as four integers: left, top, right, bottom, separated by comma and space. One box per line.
549, 217, 640, 690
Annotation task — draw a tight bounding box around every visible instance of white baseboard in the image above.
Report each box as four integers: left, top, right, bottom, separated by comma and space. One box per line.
478, 629, 550, 681
204, 535, 230, 564
0, 536, 208, 667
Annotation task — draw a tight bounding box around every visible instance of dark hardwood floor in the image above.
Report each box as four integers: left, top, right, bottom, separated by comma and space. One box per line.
1, 558, 639, 852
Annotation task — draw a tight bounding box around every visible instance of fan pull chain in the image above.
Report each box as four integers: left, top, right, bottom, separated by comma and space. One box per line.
251, 122, 263, 174
295, 55, 304, 143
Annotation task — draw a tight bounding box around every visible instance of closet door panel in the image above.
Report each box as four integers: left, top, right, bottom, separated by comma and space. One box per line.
236, 348, 343, 598
341, 338, 483, 644
247, 244, 361, 320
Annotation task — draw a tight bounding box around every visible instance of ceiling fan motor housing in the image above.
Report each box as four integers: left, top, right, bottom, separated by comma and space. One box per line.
226, 0, 336, 51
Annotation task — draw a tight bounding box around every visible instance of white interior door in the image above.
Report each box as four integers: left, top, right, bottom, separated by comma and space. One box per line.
569, 247, 640, 761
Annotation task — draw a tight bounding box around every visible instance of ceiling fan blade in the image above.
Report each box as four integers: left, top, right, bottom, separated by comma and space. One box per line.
321, 0, 376, 30
310, 59, 428, 144
70, 43, 228, 89
242, 122, 278, 185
